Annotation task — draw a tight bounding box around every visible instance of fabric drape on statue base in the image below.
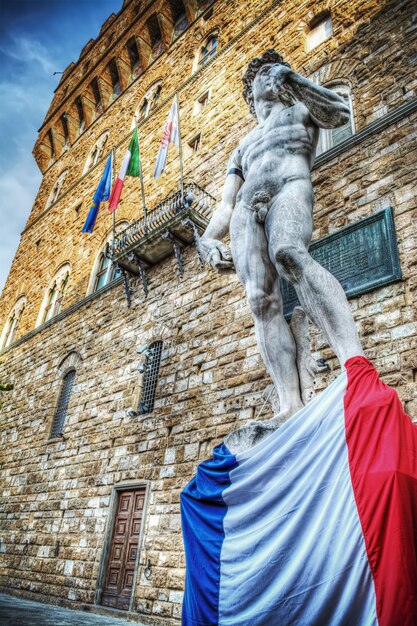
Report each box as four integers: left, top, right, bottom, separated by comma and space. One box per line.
181, 357, 417, 626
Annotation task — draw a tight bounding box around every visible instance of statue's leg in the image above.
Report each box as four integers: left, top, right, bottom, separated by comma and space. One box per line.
230, 205, 303, 417
267, 179, 364, 366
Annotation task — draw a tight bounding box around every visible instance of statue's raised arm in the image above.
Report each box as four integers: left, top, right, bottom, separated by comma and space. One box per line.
274, 65, 351, 128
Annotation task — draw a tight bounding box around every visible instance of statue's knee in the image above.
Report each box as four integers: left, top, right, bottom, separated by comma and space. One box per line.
275, 243, 306, 282
247, 288, 282, 317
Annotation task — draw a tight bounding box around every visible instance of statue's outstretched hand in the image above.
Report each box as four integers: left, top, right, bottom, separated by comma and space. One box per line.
200, 237, 235, 274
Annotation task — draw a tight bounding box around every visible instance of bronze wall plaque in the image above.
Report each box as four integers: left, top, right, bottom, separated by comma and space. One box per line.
282, 207, 402, 318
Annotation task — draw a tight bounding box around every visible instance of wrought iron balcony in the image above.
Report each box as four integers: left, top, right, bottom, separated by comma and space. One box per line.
107, 181, 216, 304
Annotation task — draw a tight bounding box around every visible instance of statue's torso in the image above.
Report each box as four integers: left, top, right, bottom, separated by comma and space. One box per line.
235, 103, 318, 206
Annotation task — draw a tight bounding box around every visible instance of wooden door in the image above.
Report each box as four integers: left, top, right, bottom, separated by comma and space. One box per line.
101, 487, 146, 610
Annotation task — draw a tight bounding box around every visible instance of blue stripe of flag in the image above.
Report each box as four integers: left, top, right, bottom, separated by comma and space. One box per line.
82, 152, 113, 233
181, 443, 238, 626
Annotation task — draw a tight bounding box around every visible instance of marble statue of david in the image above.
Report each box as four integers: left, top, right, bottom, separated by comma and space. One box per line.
200, 50, 363, 450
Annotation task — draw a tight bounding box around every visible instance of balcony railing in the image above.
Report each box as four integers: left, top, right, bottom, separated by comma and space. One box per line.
107, 180, 216, 303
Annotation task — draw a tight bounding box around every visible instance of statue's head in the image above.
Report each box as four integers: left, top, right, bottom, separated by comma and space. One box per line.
243, 49, 293, 116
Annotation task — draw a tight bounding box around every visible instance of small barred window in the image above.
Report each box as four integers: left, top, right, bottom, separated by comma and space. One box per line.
50, 369, 76, 438
138, 341, 163, 415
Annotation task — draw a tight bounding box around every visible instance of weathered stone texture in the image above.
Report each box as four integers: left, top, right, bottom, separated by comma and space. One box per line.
1, 0, 417, 622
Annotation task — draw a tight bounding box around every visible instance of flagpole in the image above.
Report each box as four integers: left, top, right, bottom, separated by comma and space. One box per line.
134, 116, 148, 229
111, 149, 116, 249
175, 92, 185, 206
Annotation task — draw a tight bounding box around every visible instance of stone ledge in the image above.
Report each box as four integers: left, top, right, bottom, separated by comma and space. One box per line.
0, 278, 123, 356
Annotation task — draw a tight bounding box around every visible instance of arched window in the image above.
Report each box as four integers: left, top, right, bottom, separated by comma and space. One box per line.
43, 274, 68, 323
87, 224, 127, 295
3, 312, 19, 348
305, 12, 333, 52
316, 84, 355, 155
45, 169, 69, 209
50, 369, 76, 438
133, 81, 163, 126
38, 264, 70, 326
198, 34, 218, 68
93, 253, 121, 292
0, 296, 26, 350
138, 340, 163, 415
147, 14, 164, 62
83, 130, 109, 173
169, 0, 188, 39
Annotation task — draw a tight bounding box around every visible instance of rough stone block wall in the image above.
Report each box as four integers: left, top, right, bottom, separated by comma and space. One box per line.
1, 0, 417, 622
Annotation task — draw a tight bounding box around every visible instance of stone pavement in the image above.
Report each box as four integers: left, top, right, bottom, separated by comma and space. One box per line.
0, 593, 145, 625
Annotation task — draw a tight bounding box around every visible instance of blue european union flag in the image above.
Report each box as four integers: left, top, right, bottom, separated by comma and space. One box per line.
82, 153, 113, 233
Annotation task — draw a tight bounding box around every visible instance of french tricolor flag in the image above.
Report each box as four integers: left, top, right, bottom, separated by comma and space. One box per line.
181, 357, 417, 625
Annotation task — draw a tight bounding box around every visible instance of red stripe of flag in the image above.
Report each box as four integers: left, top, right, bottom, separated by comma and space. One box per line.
108, 178, 124, 214
344, 356, 417, 626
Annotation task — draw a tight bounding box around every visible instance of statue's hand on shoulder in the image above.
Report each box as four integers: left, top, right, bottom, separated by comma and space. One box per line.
200, 237, 235, 274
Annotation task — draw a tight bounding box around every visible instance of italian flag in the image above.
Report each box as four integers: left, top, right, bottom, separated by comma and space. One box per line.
108, 128, 141, 213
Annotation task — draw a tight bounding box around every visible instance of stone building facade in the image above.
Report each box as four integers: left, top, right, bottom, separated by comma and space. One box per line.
0, 0, 416, 623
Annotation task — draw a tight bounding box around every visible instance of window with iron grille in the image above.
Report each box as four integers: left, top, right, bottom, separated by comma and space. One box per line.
50, 369, 76, 438
138, 341, 163, 415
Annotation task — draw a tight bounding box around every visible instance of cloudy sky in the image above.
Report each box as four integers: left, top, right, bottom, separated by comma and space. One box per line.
0, 0, 122, 295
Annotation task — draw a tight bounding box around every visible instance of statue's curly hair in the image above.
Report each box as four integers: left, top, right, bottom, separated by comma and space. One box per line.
242, 49, 293, 116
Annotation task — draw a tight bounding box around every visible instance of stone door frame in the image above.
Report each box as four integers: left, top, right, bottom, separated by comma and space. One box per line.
94, 480, 150, 611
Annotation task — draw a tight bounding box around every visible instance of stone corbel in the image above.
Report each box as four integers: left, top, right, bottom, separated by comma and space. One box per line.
127, 252, 149, 298
182, 218, 205, 267
118, 266, 133, 308
162, 230, 184, 277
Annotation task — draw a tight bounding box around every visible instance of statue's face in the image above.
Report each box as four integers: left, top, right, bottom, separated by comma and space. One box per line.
252, 63, 283, 102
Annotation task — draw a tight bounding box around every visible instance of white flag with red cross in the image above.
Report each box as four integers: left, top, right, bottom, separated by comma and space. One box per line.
153, 96, 180, 179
